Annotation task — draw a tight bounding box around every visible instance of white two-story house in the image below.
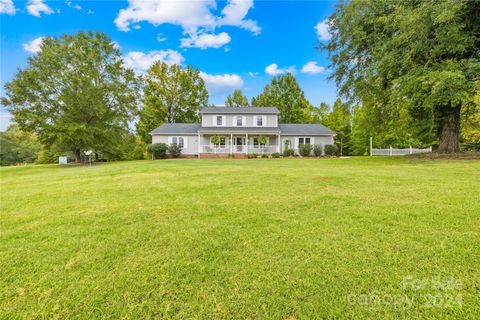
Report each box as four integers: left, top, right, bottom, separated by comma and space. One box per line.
150, 107, 335, 157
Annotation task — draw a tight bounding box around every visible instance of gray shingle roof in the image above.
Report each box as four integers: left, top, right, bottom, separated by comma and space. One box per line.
198, 126, 280, 133
201, 107, 279, 114
150, 123, 201, 134
278, 124, 335, 135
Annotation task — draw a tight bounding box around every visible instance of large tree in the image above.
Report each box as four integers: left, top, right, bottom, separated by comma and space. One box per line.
324, 0, 479, 153
137, 62, 208, 143
323, 99, 352, 156
251, 73, 312, 123
225, 89, 249, 107
2, 31, 139, 162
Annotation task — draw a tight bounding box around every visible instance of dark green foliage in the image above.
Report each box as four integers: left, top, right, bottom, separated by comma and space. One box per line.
247, 153, 257, 159
2, 31, 139, 162
324, 144, 337, 156
283, 149, 295, 157
225, 89, 249, 107
0, 124, 41, 166
271, 152, 281, 158
251, 74, 312, 123
324, 0, 479, 153
313, 145, 322, 157
147, 143, 168, 159
137, 62, 208, 144
167, 144, 182, 158
261, 154, 269, 158
298, 144, 312, 157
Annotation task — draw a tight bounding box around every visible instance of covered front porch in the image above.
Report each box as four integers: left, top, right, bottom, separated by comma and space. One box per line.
198, 132, 281, 156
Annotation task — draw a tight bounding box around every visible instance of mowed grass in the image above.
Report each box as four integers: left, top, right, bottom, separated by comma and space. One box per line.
1, 157, 479, 319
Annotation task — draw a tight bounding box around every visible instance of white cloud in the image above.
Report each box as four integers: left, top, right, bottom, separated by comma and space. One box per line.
180, 32, 231, 49
156, 33, 167, 42
248, 71, 258, 77
114, 0, 260, 43
26, 0, 54, 17
200, 72, 243, 94
66, 1, 82, 10
123, 49, 184, 73
217, 0, 260, 35
0, 0, 16, 15
315, 19, 331, 41
265, 63, 296, 76
301, 61, 326, 75
22, 36, 44, 54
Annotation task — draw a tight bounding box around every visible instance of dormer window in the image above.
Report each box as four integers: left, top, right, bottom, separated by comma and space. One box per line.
216, 116, 223, 126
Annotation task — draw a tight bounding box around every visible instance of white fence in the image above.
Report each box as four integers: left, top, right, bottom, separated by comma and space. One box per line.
371, 146, 432, 156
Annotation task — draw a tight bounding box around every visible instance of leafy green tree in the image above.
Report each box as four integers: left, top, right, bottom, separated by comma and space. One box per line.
0, 124, 42, 165
307, 102, 330, 124
251, 73, 312, 123
225, 89, 249, 107
137, 62, 208, 143
323, 99, 352, 156
324, 0, 479, 153
2, 31, 139, 162
461, 86, 480, 150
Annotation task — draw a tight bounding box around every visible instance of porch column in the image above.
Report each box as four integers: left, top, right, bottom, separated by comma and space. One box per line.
230, 133, 233, 155
197, 133, 201, 158
245, 133, 249, 154
277, 134, 280, 153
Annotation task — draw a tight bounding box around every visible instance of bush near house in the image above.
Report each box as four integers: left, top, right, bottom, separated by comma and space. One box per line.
147, 143, 168, 159
247, 153, 258, 159
168, 144, 182, 158
271, 152, 281, 158
283, 149, 295, 157
324, 144, 337, 156
313, 145, 323, 157
298, 144, 312, 157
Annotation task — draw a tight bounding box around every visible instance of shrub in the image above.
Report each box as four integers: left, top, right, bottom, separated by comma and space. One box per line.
283, 148, 295, 157
247, 153, 257, 159
298, 144, 312, 157
324, 144, 337, 156
271, 152, 280, 158
147, 143, 168, 159
168, 144, 182, 158
313, 145, 322, 157
258, 135, 268, 145
211, 135, 221, 146
261, 154, 269, 158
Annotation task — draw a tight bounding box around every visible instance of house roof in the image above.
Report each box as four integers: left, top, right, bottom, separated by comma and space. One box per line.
198, 126, 281, 133
151, 123, 335, 135
278, 124, 335, 135
150, 123, 201, 134
201, 107, 279, 114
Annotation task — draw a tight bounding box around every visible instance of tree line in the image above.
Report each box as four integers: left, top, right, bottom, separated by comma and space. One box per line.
1, 0, 479, 165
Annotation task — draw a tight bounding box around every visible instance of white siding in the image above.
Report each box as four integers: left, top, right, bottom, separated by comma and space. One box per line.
151, 135, 199, 155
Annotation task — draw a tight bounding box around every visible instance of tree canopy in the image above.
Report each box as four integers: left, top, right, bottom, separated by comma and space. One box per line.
136, 62, 208, 143
324, 0, 480, 153
225, 89, 249, 107
251, 73, 312, 123
2, 31, 139, 161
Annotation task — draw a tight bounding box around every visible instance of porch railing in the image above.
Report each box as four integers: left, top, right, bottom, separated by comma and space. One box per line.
200, 145, 279, 154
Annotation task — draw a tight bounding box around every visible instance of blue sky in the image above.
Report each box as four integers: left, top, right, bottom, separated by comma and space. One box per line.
0, 0, 338, 131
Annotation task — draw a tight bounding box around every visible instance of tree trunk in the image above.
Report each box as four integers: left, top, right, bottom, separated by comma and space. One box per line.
74, 148, 82, 163
437, 104, 461, 153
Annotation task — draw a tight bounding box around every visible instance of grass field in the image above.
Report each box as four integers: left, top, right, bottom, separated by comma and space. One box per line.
1, 157, 479, 319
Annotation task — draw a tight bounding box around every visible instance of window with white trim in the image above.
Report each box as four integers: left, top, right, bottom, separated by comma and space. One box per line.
257, 116, 263, 126
298, 137, 311, 145
236, 116, 243, 126
171, 137, 185, 148
216, 115, 223, 126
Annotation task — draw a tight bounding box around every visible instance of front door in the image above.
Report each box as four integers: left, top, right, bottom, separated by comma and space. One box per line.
234, 137, 244, 152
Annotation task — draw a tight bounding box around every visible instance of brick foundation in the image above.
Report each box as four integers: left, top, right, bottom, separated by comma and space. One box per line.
199, 153, 247, 159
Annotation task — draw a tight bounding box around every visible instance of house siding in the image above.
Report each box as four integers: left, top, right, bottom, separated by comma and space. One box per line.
152, 135, 199, 155
202, 114, 277, 127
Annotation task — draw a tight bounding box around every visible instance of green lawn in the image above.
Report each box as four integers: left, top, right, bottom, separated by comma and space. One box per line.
1, 157, 479, 319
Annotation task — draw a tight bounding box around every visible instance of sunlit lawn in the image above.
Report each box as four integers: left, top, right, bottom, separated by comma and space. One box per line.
1, 157, 479, 319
